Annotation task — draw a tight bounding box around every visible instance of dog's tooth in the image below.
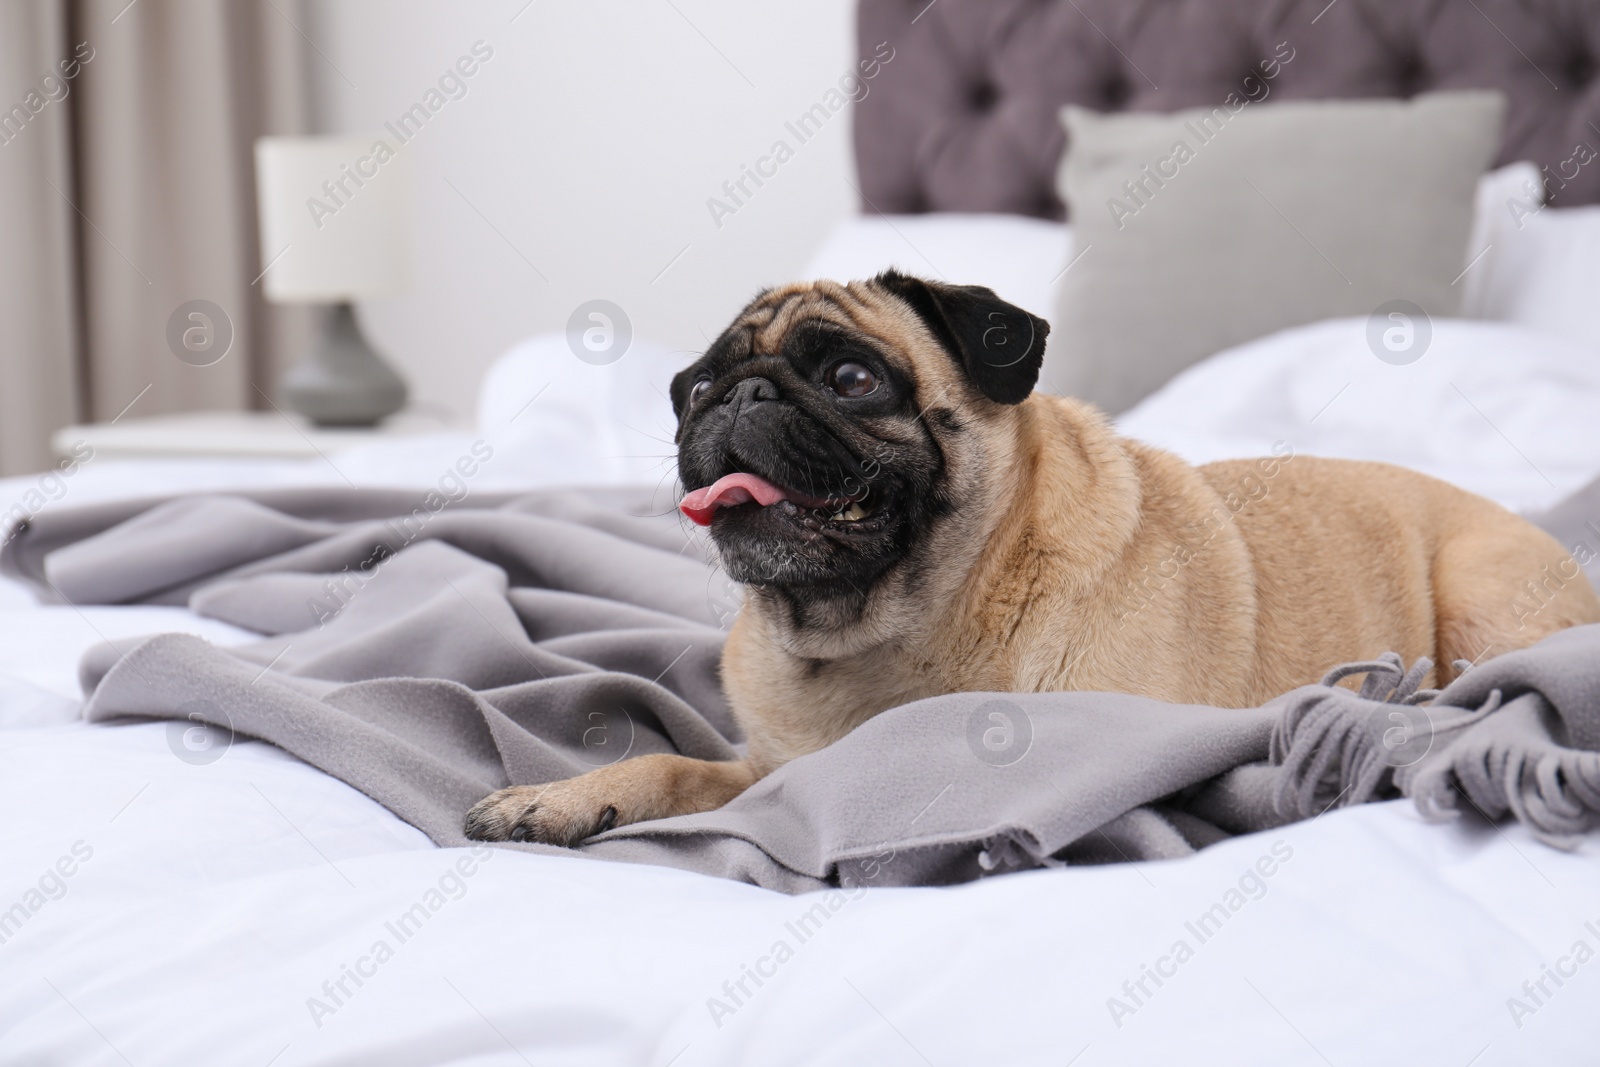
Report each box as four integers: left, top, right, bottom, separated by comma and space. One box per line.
840, 502, 866, 522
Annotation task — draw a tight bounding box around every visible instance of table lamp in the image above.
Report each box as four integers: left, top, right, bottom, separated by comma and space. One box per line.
254, 134, 412, 426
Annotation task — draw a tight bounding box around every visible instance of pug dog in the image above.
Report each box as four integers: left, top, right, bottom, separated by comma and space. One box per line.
465, 272, 1600, 845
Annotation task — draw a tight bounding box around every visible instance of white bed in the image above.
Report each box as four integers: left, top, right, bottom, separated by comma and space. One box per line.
4, 206, 1600, 1065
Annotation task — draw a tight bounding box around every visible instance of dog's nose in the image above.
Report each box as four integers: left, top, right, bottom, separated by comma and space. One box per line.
728, 377, 781, 405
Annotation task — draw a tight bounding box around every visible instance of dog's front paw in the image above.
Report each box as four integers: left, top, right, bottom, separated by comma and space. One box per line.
463, 755, 757, 847
464, 780, 620, 847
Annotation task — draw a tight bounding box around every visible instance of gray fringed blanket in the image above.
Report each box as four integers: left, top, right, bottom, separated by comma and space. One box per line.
4, 486, 1598, 893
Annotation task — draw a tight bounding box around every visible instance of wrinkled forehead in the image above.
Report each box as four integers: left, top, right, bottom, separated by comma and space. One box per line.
711, 279, 963, 395
736, 281, 869, 352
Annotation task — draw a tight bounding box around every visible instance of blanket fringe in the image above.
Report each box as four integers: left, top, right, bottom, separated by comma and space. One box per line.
1272, 652, 1600, 847
1405, 709, 1600, 851
1271, 655, 1499, 820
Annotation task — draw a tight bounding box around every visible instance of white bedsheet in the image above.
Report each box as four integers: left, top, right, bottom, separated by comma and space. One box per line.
1117, 317, 1600, 515
4, 710, 1597, 1065
5, 319, 1600, 1065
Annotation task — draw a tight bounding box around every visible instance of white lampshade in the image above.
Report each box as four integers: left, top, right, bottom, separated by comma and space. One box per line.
254, 134, 412, 302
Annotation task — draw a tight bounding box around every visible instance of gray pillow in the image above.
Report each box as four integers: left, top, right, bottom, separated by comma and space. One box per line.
1046, 91, 1505, 413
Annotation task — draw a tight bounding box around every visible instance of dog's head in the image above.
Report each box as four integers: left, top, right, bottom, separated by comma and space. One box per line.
672, 271, 1049, 615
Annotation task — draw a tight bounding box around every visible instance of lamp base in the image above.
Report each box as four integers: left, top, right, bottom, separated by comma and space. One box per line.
279, 303, 408, 427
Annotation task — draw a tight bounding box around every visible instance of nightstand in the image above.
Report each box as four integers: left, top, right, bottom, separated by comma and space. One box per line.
50, 410, 462, 461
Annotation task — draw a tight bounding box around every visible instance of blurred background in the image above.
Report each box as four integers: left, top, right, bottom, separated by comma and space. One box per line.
3, 0, 1598, 526
0, 0, 857, 475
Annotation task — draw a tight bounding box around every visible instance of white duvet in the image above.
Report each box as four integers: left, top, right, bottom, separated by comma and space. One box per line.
3, 316, 1600, 1066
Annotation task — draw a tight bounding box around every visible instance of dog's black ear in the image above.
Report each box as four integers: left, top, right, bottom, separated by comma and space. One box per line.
874, 270, 1049, 405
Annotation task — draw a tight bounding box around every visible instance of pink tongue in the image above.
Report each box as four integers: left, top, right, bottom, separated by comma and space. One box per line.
680, 473, 791, 526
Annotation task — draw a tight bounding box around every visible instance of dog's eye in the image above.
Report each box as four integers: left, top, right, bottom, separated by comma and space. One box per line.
826, 361, 878, 398
690, 379, 713, 405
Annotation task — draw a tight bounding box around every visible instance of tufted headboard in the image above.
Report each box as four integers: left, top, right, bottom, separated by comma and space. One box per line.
854, 0, 1600, 218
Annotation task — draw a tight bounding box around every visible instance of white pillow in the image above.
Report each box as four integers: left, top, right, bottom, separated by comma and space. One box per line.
1470, 202, 1600, 352
1457, 161, 1542, 317
800, 212, 1069, 319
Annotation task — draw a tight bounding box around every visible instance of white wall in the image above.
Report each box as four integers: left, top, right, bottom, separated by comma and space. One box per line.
307, 0, 859, 424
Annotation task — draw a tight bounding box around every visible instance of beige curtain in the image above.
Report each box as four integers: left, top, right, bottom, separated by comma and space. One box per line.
0, 0, 314, 476
0, 3, 79, 475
